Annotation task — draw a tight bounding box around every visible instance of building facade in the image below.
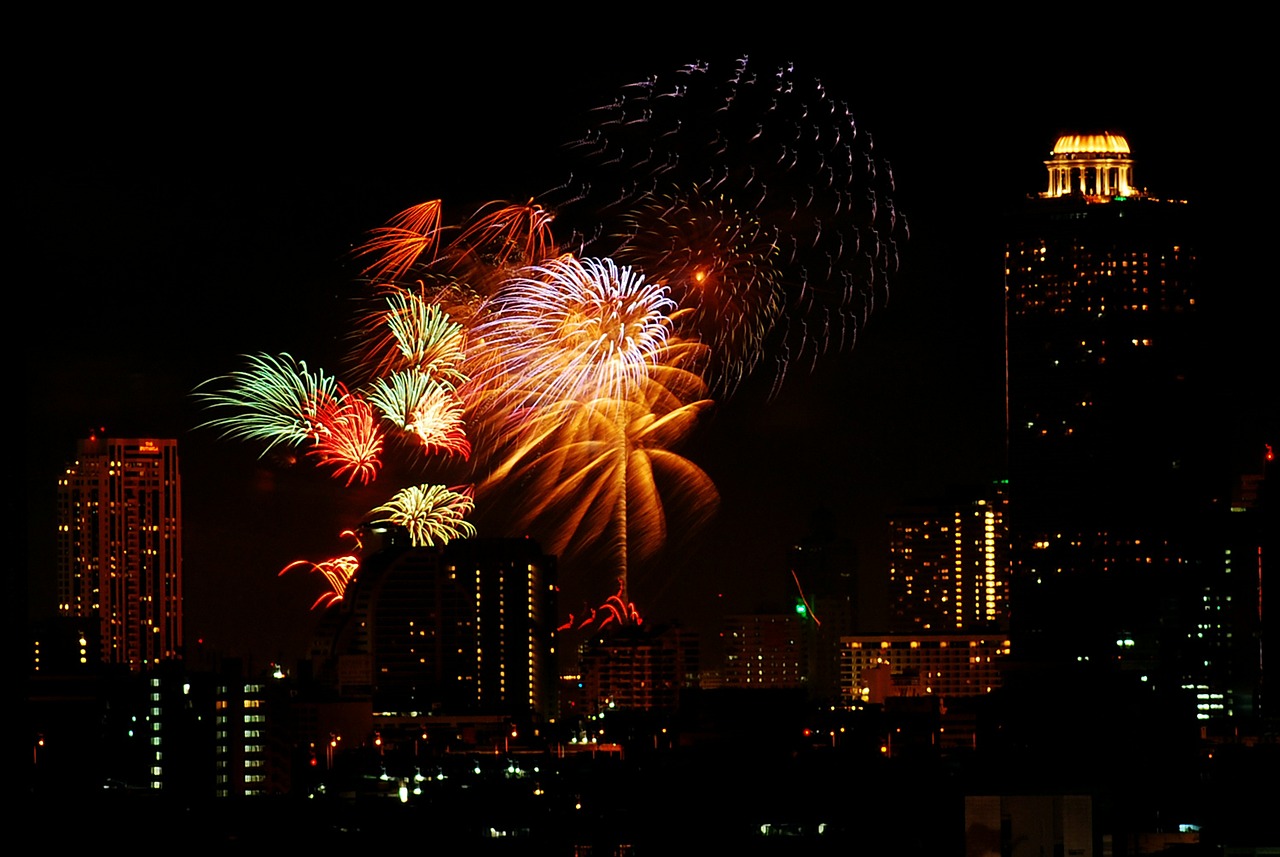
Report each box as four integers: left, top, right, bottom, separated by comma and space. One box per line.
840, 634, 1011, 707
721, 613, 807, 689
57, 436, 183, 670
888, 484, 1010, 634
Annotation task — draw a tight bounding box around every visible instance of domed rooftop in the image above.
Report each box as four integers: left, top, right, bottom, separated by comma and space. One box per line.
1051, 133, 1131, 156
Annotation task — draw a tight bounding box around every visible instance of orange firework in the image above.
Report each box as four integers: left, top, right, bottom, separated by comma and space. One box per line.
451, 200, 559, 272
355, 200, 447, 282
479, 336, 716, 603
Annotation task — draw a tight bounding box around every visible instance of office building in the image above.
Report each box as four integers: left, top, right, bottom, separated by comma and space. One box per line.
1003, 134, 1206, 668
57, 435, 183, 670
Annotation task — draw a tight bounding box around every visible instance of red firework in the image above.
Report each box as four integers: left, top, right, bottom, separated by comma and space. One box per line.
307, 386, 384, 486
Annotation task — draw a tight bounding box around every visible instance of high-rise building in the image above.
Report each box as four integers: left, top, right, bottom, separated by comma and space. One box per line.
1001, 134, 1267, 730
56, 436, 183, 670
888, 483, 1010, 634
1005, 133, 1202, 525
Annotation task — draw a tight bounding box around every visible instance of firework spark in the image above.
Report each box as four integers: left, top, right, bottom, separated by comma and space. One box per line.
368, 484, 477, 548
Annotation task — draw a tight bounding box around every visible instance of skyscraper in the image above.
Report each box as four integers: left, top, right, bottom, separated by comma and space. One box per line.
57, 436, 183, 670
1005, 133, 1203, 525
1003, 133, 1217, 690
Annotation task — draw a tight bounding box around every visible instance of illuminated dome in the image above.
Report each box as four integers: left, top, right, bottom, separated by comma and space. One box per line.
1051, 133, 1131, 156
1043, 131, 1137, 199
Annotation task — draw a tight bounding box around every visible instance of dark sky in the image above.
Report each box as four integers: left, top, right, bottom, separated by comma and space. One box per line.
20, 24, 1271, 669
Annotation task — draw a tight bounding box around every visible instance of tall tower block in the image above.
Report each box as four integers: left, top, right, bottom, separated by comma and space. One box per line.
57, 436, 183, 670
1003, 132, 1208, 670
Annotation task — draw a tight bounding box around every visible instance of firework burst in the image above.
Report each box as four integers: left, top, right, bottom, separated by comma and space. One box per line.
367, 370, 470, 459
479, 344, 716, 601
194, 353, 341, 455
308, 386, 384, 486
369, 483, 477, 547
355, 199, 446, 282
614, 189, 785, 393
353, 289, 470, 385
469, 256, 678, 419
553, 55, 904, 394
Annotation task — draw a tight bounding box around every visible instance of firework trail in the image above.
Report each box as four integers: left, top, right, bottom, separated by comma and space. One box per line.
280, 530, 363, 610
552, 55, 905, 395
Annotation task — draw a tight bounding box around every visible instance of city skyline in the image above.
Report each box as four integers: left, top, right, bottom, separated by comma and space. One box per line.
21, 35, 1270, 669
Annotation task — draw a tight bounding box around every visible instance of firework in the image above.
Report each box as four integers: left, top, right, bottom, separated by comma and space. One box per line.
196, 354, 386, 485
353, 289, 470, 385
356, 199, 446, 282
552, 56, 905, 394
614, 189, 785, 393
200, 57, 905, 622
280, 530, 362, 609
354, 200, 560, 316
560, 585, 644, 632
368, 483, 477, 548
451, 200, 559, 273
307, 386, 384, 486
367, 370, 470, 459
479, 360, 717, 601
469, 256, 678, 418
194, 352, 341, 455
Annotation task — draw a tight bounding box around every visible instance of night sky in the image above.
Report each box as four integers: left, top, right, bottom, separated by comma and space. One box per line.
21, 23, 1271, 670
